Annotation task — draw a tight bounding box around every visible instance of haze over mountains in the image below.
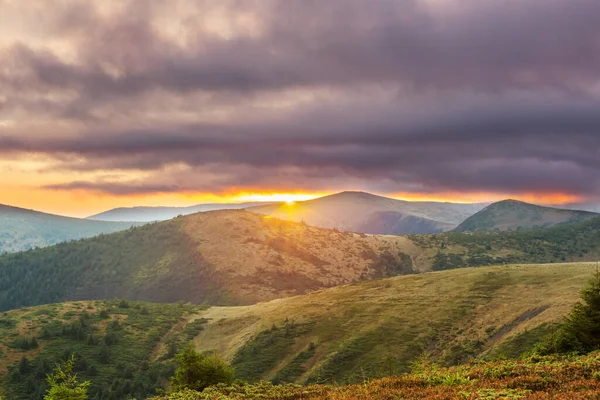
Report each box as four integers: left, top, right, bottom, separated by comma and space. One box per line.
87, 202, 275, 222
0, 204, 142, 253
454, 199, 600, 232
249, 191, 487, 234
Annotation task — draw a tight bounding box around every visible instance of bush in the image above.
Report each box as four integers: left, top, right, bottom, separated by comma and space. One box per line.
170, 344, 234, 393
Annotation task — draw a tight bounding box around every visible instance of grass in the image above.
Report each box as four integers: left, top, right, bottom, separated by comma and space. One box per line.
149, 352, 600, 399
192, 262, 598, 384
0, 262, 598, 397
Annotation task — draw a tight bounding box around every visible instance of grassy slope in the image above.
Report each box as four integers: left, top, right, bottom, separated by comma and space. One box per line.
190, 262, 597, 385
0, 263, 597, 397
151, 352, 600, 399
2, 209, 600, 312
0, 204, 141, 253
453, 199, 599, 233
0, 300, 207, 399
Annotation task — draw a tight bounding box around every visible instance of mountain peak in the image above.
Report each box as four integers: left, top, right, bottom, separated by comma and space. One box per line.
454, 199, 599, 232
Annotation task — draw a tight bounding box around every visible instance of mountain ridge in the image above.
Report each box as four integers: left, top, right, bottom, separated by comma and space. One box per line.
0, 203, 142, 253
249, 191, 488, 234
453, 199, 599, 232
87, 201, 277, 222
2, 209, 600, 312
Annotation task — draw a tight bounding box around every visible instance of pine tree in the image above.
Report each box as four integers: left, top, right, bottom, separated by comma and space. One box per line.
536, 268, 600, 354
44, 355, 90, 400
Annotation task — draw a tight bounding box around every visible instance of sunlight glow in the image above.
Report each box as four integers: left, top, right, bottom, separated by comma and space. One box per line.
231, 192, 322, 203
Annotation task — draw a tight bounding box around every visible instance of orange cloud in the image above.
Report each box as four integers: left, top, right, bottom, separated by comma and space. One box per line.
389, 191, 584, 205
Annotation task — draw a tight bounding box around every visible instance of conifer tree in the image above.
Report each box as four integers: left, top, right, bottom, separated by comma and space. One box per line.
537, 268, 600, 354
44, 355, 90, 400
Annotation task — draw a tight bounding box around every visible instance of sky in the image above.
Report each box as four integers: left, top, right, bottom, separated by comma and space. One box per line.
1, 0, 600, 217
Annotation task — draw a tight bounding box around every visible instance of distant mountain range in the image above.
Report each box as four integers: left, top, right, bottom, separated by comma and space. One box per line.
0, 204, 142, 253
87, 202, 276, 222
454, 199, 600, 232
249, 191, 488, 234
3, 207, 600, 311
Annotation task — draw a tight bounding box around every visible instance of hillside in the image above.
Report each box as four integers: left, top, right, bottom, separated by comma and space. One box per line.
0, 210, 418, 311
0, 204, 141, 253
1, 263, 595, 399
3, 209, 600, 312
0, 300, 207, 399
249, 191, 486, 234
87, 202, 275, 222
189, 262, 596, 384
453, 199, 599, 232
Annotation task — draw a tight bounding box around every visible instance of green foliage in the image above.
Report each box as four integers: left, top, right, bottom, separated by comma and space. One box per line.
0, 219, 224, 312
232, 321, 314, 382
170, 343, 234, 393
535, 270, 600, 355
412, 216, 600, 269
8, 336, 39, 350
2, 300, 206, 400
44, 355, 90, 400
273, 342, 316, 384
150, 353, 600, 399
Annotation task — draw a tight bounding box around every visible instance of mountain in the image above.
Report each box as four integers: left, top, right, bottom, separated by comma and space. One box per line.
0, 204, 142, 253
0, 210, 418, 311
192, 262, 594, 384
2, 208, 600, 312
1, 262, 594, 399
453, 199, 600, 232
249, 191, 487, 234
87, 202, 276, 222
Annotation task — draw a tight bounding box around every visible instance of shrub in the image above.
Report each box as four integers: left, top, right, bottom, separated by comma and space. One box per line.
170, 344, 234, 393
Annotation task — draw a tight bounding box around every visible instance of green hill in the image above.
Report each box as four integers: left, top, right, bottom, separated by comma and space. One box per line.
191, 262, 596, 385
0, 299, 207, 399
0, 204, 141, 253
453, 199, 599, 232
1, 262, 596, 399
2, 209, 600, 312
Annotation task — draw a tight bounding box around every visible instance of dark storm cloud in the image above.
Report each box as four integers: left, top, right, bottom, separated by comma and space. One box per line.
3, 0, 600, 102
2, 0, 600, 198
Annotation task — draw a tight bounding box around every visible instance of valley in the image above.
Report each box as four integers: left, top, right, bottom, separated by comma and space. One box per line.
0, 262, 596, 398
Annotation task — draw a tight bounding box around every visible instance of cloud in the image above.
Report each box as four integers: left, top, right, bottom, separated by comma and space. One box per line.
2, 0, 600, 200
